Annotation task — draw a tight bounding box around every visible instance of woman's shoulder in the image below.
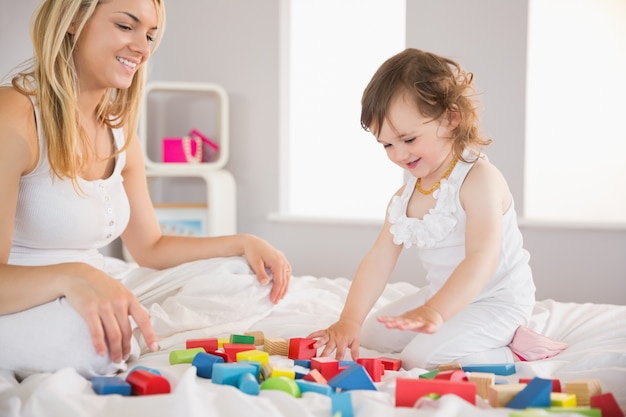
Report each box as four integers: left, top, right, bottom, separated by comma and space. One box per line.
0, 86, 39, 171
0, 86, 36, 132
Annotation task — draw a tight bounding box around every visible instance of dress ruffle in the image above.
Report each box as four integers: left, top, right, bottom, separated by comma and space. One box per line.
388, 172, 459, 249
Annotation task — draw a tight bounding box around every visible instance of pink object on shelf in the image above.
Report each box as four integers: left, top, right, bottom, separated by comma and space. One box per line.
162, 129, 220, 163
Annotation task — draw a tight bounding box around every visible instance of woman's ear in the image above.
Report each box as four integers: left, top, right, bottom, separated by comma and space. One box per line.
67, 21, 77, 35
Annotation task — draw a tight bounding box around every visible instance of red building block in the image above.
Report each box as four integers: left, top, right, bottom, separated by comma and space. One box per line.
288, 338, 317, 360
126, 369, 171, 395
222, 343, 256, 362
379, 357, 401, 371
356, 358, 383, 382
590, 392, 625, 417
519, 377, 561, 392
395, 378, 476, 407
311, 357, 340, 380
434, 370, 468, 382
186, 338, 219, 353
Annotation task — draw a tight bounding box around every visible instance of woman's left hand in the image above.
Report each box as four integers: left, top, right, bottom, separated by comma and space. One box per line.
242, 235, 291, 304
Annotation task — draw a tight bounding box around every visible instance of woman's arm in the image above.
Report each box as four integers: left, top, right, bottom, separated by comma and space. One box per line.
120, 132, 291, 303
0, 88, 157, 362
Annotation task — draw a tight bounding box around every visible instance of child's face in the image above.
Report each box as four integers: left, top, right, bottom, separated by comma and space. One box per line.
375, 92, 455, 181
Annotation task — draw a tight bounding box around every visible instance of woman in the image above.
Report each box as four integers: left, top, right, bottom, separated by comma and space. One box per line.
0, 0, 291, 378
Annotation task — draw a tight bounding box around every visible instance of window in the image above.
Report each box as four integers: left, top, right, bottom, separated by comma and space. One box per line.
525, 0, 626, 224
280, 0, 406, 221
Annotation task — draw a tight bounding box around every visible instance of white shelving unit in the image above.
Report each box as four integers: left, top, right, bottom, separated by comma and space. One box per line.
139, 81, 237, 237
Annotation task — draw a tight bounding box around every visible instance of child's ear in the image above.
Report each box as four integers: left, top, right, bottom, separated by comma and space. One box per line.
446, 106, 461, 130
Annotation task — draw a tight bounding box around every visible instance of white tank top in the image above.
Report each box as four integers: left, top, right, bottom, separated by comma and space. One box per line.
9, 98, 131, 269
387, 151, 535, 305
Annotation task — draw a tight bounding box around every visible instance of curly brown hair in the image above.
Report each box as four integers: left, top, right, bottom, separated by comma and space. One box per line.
361, 48, 491, 162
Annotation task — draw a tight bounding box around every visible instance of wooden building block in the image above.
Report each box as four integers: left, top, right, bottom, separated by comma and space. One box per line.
488, 383, 527, 407
468, 372, 494, 400
438, 362, 462, 371
244, 330, 265, 346
565, 379, 602, 406
263, 337, 289, 356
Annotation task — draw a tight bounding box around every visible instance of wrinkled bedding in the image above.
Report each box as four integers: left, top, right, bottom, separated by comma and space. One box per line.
1, 256, 624, 416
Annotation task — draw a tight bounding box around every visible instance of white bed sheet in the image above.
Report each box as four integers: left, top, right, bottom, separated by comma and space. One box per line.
1, 256, 625, 417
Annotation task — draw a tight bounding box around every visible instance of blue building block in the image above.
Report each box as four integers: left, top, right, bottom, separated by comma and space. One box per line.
128, 365, 161, 376
328, 364, 377, 391
331, 392, 353, 417
293, 359, 311, 368
238, 372, 260, 395
192, 351, 225, 379
92, 376, 132, 396
461, 363, 516, 376
212, 362, 257, 387
238, 360, 262, 380
507, 377, 552, 409
296, 379, 334, 396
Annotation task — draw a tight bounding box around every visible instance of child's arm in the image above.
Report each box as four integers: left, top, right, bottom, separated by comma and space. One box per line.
380, 159, 510, 331
308, 219, 403, 360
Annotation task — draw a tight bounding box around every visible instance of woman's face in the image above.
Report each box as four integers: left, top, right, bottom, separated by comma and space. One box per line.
72, 0, 159, 93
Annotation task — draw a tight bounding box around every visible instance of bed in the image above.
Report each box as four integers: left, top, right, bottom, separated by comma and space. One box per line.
1, 256, 624, 417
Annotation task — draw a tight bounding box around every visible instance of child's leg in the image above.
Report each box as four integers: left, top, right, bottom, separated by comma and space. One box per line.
360, 289, 431, 353
0, 298, 135, 379
399, 300, 533, 370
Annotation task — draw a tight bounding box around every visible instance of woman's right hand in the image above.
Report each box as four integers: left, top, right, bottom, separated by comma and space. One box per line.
307, 318, 362, 361
61, 263, 159, 363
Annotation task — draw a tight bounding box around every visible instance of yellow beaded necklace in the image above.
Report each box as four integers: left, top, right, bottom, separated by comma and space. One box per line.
415, 156, 459, 195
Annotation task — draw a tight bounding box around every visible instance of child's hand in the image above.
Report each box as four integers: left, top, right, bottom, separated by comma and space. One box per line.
377, 304, 443, 333
307, 319, 361, 360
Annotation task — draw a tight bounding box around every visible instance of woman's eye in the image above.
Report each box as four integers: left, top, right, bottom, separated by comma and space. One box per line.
405, 137, 416, 144
383, 143, 392, 149
116, 23, 132, 31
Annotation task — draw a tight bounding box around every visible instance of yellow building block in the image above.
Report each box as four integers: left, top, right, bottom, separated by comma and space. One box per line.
551, 392, 577, 407
236, 349, 269, 365
271, 367, 296, 379
218, 337, 230, 349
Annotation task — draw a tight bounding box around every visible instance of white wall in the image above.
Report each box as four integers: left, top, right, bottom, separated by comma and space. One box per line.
2, 0, 625, 305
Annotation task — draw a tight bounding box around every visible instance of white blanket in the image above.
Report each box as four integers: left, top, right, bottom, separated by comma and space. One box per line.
1, 256, 625, 416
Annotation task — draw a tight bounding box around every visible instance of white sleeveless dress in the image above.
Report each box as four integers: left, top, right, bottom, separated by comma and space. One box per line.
360, 151, 536, 369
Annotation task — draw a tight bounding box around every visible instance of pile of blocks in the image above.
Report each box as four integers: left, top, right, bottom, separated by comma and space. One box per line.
92, 331, 624, 417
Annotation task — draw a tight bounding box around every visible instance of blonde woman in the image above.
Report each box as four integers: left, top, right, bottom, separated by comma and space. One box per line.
0, 0, 290, 378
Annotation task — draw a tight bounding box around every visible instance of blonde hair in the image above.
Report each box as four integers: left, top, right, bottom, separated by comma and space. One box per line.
361, 48, 491, 163
12, 0, 166, 185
